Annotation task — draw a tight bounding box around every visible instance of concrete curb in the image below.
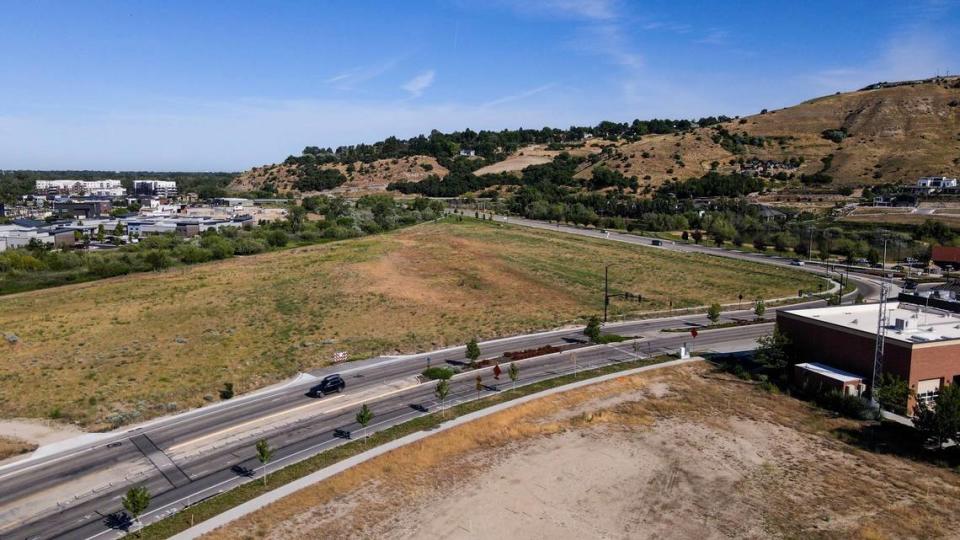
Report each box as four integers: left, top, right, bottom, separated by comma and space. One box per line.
169, 356, 702, 539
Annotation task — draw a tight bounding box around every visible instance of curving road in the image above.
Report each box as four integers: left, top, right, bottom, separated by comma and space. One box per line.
0, 216, 885, 540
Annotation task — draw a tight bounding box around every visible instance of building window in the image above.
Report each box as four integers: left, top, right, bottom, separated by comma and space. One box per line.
917, 378, 942, 407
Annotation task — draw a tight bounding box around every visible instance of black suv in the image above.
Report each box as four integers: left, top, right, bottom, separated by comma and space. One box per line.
309, 374, 345, 397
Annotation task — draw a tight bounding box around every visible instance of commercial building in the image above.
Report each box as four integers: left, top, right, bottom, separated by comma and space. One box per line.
133, 180, 178, 198
931, 245, 960, 269
35, 180, 126, 197
778, 303, 960, 409
52, 200, 112, 219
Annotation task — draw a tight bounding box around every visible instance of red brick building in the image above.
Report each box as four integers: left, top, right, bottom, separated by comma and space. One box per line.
931, 245, 960, 268
778, 303, 960, 410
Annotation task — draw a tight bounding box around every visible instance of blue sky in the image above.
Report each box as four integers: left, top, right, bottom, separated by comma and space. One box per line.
0, 0, 957, 171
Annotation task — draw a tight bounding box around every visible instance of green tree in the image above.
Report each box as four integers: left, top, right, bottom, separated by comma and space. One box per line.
584, 315, 602, 343
96, 224, 105, 242
200, 235, 235, 260
753, 299, 766, 319
873, 373, 909, 415
914, 383, 960, 449
475, 375, 483, 400
144, 250, 171, 271
287, 205, 307, 232
113, 221, 124, 237
465, 338, 481, 367
707, 303, 721, 324
122, 486, 151, 536
265, 229, 288, 248
435, 379, 450, 416
256, 439, 274, 486
753, 326, 793, 371
508, 362, 519, 390
355, 404, 374, 443
219, 382, 234, 400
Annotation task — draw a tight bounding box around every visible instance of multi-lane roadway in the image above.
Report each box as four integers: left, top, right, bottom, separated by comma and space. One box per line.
0, 216, 886, 539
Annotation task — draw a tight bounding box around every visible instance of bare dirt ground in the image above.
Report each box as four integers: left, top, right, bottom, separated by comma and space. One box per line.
205, 363, 960, 540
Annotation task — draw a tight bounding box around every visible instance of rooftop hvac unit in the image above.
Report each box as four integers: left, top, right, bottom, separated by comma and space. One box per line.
894, 318, 915, 331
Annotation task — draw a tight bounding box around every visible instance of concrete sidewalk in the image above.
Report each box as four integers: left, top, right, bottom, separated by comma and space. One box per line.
169, 357, 702, 539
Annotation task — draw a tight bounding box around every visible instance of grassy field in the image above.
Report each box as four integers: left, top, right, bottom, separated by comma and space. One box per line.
840, 212, 960, 229
204, 363, 960, 540
0, 218, 819, 428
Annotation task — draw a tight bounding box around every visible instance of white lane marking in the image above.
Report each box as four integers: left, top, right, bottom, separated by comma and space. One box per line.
167, 395, 346, 451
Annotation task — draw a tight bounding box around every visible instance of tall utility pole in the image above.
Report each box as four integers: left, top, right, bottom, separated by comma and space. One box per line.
871, 237, 889, 405
807, 227, 815, 262
604, 263, 614, 323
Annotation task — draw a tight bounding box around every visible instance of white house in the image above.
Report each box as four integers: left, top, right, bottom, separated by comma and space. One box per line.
915, 176, 958, 194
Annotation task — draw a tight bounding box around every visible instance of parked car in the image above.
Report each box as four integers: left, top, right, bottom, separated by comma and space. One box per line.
651, 239, 663, 246
790, 259, 805, 266
308, 374, 345, 396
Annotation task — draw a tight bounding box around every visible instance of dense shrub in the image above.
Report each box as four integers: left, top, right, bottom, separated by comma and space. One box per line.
813, 391, 873, 420
265, 230, 288, 247
421, 367, 455, 380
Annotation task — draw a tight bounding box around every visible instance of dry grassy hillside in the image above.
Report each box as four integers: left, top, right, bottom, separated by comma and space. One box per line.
232, 155, 448, 195
585, 77, 960, 188
234, 77, 960, 195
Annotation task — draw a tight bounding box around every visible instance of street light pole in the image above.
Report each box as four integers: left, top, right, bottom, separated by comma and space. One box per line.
604, 263, 611, 323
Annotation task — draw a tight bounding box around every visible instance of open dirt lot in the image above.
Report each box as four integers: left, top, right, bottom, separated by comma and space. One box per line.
0, 220, 818, 429
205, 363, 960, 540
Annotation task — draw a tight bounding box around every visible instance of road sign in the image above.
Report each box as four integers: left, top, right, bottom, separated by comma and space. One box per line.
333, 351, 348, 363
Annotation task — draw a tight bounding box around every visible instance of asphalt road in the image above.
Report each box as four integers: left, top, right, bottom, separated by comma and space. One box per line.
0, 216, 886, 540
4, 315, 781, 540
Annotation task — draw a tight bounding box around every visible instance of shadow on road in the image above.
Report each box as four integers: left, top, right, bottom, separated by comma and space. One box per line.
102, 511, 132, 531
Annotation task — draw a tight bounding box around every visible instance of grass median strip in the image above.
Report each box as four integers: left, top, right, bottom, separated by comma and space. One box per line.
141, 354, 675, 538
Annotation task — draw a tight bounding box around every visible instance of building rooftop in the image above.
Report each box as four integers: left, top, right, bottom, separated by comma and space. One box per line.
782, 302, 960, 344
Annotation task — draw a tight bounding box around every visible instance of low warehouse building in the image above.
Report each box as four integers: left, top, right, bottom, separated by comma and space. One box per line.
794, 362, 865, 397
777, 303, 960, 410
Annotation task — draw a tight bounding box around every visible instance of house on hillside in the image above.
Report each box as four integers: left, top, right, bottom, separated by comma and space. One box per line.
912, 176, 958, 194
459, 149, 476, 157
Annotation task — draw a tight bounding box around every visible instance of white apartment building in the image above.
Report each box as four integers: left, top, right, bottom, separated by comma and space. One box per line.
35, 179, 126, 197
133, 180, 178, 198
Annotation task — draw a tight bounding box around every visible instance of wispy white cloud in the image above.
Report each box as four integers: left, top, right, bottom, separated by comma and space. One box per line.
499, 0, 618, 21
696, 29, 728, 46
325, 59, 400, 90
482, 83, 556, 107
574, 23, 643, 68
640, 20, 691, 33
803, 26, 953, 92
402, 70, 436, 98
802, 0, 956, 92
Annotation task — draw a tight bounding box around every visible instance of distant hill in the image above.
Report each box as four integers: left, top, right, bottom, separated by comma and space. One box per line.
234, 76, 960, 195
